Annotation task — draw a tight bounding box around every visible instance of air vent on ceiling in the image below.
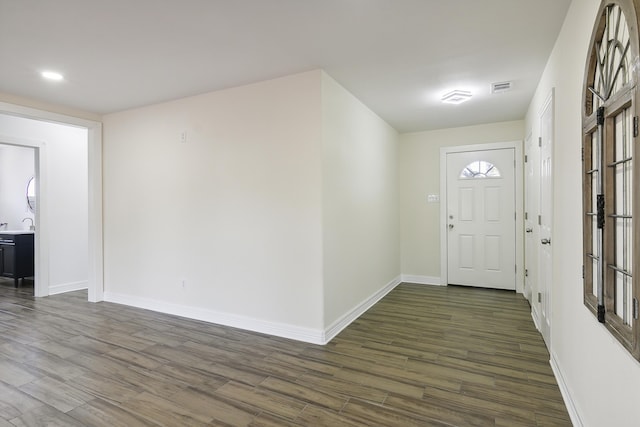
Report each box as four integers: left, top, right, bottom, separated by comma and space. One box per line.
491, 81, 512, 94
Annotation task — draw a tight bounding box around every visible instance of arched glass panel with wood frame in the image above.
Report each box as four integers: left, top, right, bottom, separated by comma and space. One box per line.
582, 0, 640, 360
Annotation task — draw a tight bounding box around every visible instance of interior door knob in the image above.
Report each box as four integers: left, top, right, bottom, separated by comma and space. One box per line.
526, 228, 533, 233
448, 224, 454, 229
541, 238, 551, 245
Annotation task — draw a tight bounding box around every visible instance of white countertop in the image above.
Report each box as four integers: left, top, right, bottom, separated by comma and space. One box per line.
0, 230, 35, 235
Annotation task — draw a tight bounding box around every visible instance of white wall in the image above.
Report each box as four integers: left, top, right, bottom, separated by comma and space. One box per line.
399, 121, 525, 282
102, 70, 325, 340
525, 0, 640, 425
102, 69, 403, 343
0, 144, 35, 230
0, 114, 88, 293
321, 72, 400, 331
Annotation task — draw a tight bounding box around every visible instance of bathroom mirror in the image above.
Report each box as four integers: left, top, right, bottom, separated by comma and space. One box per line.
26, 176, 36, 213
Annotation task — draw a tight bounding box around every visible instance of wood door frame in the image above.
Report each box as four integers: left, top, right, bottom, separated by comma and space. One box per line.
440, 141, 524, 292
0, 103, 103, 302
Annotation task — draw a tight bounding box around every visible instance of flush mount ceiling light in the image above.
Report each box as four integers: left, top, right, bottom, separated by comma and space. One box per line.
441, 90, 472, 104
41, 70, 64, 81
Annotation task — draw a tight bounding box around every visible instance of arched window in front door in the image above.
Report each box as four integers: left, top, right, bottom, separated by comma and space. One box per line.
459, 161, 502, 179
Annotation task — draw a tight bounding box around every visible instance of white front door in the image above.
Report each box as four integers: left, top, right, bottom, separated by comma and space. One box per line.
446, 148, 516, 290
539, 95, 554, 348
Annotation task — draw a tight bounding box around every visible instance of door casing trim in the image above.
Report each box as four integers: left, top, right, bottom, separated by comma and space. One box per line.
0, 102, 103, 302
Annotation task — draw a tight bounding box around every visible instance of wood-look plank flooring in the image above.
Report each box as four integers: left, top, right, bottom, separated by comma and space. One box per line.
0, 278, 571, 426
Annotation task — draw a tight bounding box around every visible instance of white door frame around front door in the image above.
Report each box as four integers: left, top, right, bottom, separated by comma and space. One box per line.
0, 102, 103, 302
440, 141, 524, 293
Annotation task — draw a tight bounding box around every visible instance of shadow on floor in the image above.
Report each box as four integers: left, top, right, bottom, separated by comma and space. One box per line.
0, 276, 34, 296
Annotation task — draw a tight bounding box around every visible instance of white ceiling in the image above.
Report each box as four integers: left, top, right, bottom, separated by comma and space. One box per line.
0, 0, 572, 133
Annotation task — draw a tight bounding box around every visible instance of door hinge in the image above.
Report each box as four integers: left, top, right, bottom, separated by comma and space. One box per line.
538, 137, 542, 147
515, 265, 517, 274
582, 265, 585, 279
525, 155, 528, 163
538, 215, 542, 226
634, 116, 639, 138
581, 147, 584, 162
525, 212, 528, 220
597, 107, 605, 126
634, 298, 639, 320
538, 292, 542, 303
597, 194, 605, 229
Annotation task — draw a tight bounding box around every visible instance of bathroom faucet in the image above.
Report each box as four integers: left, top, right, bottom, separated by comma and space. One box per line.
22, 218, 34, 230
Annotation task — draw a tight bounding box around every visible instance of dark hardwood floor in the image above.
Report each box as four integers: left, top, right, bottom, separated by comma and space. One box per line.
0, 279, 571, 426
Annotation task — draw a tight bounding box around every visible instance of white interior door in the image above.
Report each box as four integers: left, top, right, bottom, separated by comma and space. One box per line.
524, 134, 538, 304
446, 148, 516, 290
539, 95, 554, 348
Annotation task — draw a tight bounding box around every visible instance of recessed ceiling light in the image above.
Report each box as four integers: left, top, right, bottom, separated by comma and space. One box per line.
441, 90, 472, 104
41, 71, 64, 81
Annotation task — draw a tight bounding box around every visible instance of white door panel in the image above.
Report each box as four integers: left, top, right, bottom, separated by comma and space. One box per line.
524, 134, 538, 304
446, 149, 516, 290
539, 94, 554, 348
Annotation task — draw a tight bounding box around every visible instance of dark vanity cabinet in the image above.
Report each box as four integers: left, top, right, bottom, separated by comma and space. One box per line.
0, 233, 34, 287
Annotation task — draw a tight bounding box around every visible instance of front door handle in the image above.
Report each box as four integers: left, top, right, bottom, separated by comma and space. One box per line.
541, 238, 551, 245
526, 228, 533, 233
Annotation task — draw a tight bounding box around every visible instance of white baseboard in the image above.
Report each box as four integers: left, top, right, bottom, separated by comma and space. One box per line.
531, 306, 541, 332
323, 275, 402, 343
550, 353, 583, 427
49, 280, 88, 295
103, 291, 325, 345
104, 276, 403, 346
400, 274, 443, 286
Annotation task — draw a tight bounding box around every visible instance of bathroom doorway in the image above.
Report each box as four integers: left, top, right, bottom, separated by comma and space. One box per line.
0, 106, 102, 301
0, 143, 37, 295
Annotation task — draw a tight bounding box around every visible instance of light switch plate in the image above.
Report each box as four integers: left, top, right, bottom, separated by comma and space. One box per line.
427, 194, 440, 203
